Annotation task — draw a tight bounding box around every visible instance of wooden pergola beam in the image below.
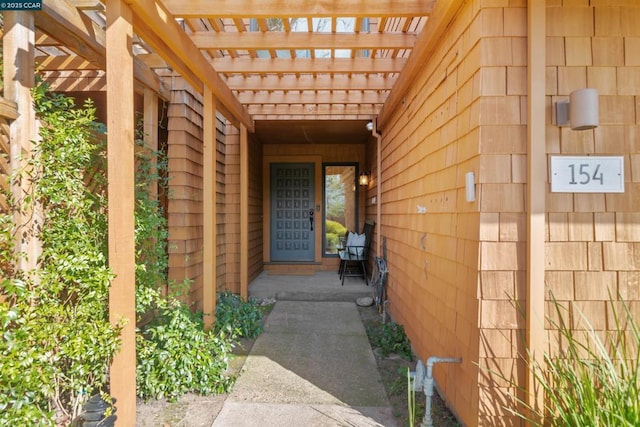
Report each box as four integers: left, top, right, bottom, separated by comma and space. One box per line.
190, 31, 416, 50
125, 0, 255, 133
225, 74, 396, 91
247, 103, 380, 116
237, 90, 387, 105
163, 0, 435, 18
212, 57, 406, 74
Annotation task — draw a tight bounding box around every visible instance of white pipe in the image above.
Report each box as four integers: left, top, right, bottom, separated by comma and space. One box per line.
421, 356, 462, 427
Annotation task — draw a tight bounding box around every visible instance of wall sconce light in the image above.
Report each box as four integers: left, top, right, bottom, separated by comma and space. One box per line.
556, 88, 599, 130
366, 121, 374, 132
359, 171, 370, 186
465, 172, 475, 202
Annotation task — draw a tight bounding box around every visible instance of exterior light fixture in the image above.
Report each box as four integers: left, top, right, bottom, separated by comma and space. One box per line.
359, 171, 370, 186
556, 88, 599, 130
366, 121, 373, 132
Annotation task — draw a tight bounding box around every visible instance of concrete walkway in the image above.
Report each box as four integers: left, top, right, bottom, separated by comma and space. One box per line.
212, 272, 396, 426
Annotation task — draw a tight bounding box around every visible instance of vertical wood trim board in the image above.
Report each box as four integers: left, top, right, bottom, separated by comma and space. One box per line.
240, 124, 249, 299
203, 88, 217, 329
526, 0, 546, 420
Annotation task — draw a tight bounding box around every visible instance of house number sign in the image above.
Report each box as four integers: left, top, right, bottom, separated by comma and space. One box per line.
550, 156, 624, 193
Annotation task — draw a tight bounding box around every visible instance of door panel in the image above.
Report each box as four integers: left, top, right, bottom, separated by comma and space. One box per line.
270, 163, 315, 262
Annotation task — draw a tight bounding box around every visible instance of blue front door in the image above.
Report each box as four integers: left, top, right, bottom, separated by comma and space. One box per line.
270, 163, 315, 262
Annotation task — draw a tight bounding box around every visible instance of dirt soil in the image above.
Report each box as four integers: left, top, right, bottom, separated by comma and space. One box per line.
136, 305, 461, 427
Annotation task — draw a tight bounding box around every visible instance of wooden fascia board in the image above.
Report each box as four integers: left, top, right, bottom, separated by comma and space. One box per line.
125, 0, 255, 133
377, 0, 463, 130
224, 74, 396, 91
163, 0, 434, 18
212, 57, 406, 74
190, 31, 417, 50
36, 1, 168, 98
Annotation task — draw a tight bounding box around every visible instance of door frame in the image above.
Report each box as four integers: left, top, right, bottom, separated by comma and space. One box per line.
263, 155, 323, 263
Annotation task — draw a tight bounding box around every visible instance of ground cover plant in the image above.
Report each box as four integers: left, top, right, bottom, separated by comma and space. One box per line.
366, 319, 414, 361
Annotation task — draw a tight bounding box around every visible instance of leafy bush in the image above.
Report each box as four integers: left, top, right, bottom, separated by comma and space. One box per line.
0, 85, 121, 425
366, 321, 413, 361
215, 291, 265, 339
136, 295, 236, 400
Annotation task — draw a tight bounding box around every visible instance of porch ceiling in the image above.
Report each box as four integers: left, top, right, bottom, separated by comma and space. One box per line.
30, 0, 439, 132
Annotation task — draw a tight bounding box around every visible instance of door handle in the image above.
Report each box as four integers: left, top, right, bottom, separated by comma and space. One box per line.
308, 208, 314, 231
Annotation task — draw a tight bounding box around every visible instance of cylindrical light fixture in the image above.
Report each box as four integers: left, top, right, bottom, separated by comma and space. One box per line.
569, 88, 599, 130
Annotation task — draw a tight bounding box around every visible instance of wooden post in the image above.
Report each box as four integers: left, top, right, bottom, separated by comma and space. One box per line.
4, 11, 39, 273
240, 124, 248, 300
203, 88, 217, 328
106, 1, 136, 425
526, 1, 546, 422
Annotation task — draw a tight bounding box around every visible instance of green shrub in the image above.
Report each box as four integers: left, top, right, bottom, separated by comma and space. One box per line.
0, 85, 121, 425
366, 322, 413, 361
214, 291, 265, 339
136, 294, 236, 400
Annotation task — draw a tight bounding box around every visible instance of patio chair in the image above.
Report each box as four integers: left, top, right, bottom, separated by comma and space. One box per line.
339, 220, 375, 285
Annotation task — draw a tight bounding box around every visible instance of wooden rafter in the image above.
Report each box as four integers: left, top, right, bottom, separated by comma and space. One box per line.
224, 74, 396, 91
189, 31, 416, 50
211, 57, 406, 74
236, 90, 387, 105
